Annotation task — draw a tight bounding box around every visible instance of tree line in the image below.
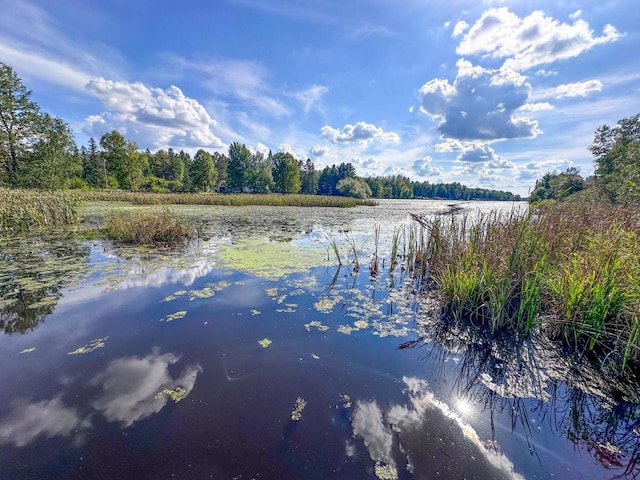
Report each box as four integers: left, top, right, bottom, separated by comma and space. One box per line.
530, 113, 640, 205
1, 61, 520, 200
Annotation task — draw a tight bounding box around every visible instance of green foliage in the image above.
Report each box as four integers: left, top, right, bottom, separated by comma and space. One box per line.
589, 114, 640, 204
190, 149, 217, 192
0, 187, 80, 231
20, 113, 81, 189
104, 207, 196, 245
272, 152, 301, 194
529, 167, 584, 203
336, 177, 372, 199
0, 62, 41, 187
247, 151, 274, 193
227, 142, 253, 192
99, 130, 146, 190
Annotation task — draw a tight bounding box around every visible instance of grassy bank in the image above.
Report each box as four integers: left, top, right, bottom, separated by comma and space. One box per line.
403, 201, 640, 371
76, 190, 377, 207
0, 188, 80, 232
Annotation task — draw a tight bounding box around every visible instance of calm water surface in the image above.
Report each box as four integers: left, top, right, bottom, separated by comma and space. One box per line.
0, 200, 637, 479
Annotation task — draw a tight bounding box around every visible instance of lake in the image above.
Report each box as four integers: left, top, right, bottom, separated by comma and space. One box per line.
0, 199, 638, 479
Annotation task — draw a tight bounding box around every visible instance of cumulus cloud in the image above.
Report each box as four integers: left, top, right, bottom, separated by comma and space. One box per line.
85, 77, 224, 149
309, 145, 329, 159
518, 158, 573, 180
457, 143, 501, 163
452, 20, 469, 38
278, 143, 294, 154
291, 84, 328, 113
321, 121, 400, 144
456, 8, 622, 72
418, 59, 539, 141
554, 80, 603, 98
412, 156, 443, 176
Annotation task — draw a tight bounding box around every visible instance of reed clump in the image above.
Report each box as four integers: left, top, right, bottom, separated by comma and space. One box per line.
104, 207, 196, 246
75, 190, 376, 208
408, 201, 640, 371
0, 188, 80, 232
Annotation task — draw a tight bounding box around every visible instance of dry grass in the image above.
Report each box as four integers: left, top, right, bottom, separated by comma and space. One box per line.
104, 207, 196, 246
0, 188, 80, 232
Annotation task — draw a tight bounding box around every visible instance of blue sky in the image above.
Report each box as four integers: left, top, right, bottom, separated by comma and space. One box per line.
1, 0, 638, 195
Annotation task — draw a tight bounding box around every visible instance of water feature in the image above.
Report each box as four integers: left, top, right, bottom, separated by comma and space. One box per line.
0, 199, 637, 479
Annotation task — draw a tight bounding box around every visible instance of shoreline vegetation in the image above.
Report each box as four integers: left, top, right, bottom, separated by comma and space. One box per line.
390, 201, 639, 374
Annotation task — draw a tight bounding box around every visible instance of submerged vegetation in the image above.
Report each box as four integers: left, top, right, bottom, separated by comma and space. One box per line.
104, 207, 197, 245
0, 188, 80, 231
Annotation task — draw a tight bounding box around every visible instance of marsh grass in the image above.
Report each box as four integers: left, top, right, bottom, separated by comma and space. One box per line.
76, 190, 376, 208
0, 188, 80, 232
406, 202, 640, 371
104, 207, 196, 246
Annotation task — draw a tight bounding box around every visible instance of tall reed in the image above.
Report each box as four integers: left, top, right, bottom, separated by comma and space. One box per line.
410, 201, 640, 371
0, 188, 80, 232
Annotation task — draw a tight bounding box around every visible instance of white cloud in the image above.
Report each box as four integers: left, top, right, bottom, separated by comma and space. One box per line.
84, 77, 224, 149
554, 80, 603, 98
278, 143, 293, 154
0, 396, 89, 447
91, 351, 201, 428
452, 20, 469, 38
418, 59, 539, 141
309, 145, 329, 159
412, 156, 443, 176
291, 84, 329, 114
517, 102, 554, 112
172, 57, 290, 118
456, 8, 622, 72
457, 143, 502, 163
535, 69, 557, 76
518, 158, 573, 180
321, 121, 400, 144
569, 9, 582, 20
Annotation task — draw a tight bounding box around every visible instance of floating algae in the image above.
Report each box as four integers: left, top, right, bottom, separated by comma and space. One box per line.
258, 338, 272, 348
161, 311, 187, 322
20, 347, 36, 354
217, 237, 327, 280
304, 321, 330, 332
337, 325, 354, 335
311, 353, 320, 360
314, 295, 344, 313
68, 337, 107, 355
156, 387, 188, 403
265, 287, 280, 297
188, 287, 215, 300
276, 307, 296, 313
162, 290, 188, 302
290, 397, 307, 421
353, 320, 369, 330
374, 461, 399, 480
250, 309, 262, 315
338, 394, 352, 409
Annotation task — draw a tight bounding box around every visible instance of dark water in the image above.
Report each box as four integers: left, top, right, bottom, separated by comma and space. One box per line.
1, 201, 639, 479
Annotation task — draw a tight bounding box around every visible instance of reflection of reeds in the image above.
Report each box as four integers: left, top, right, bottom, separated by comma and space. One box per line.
75, 190, 376, 208
344, 232, 359, 272
370, 224, 380, 276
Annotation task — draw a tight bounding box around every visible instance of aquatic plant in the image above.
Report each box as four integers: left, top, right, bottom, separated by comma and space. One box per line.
409, 201, 640, 371
104, 207, 196, 246
75, 190, 376, 207
0, 188, 80, 231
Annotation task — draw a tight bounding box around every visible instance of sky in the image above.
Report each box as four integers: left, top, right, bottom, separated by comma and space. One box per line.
1, 0, 638, 196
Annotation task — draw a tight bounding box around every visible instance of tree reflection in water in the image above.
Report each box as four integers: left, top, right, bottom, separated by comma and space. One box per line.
402, 312, 640, 478
0, 230, 90, 334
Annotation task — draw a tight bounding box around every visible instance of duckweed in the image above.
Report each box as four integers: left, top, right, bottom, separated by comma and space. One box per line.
304, 321, 330, 332
162, 311, 187, 322
68, 337, 107, 355
20, 347, 36, 354
290, 397, 307, 421
258, 338, 272, 348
